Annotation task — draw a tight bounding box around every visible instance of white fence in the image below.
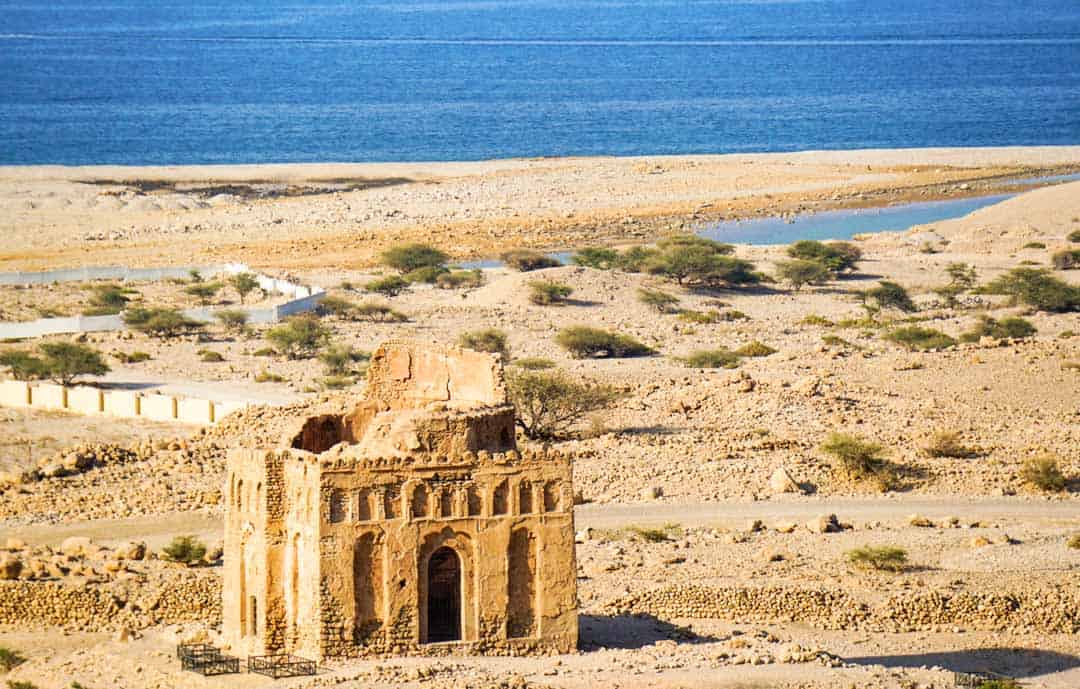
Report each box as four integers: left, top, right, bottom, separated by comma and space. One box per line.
0, 263, 324, 339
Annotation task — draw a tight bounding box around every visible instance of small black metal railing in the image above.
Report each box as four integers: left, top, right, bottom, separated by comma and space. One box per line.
248, 654, 318, 678
176, 643, 241, 676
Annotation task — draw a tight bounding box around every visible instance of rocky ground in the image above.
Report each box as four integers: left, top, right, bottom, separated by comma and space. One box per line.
0, 150, 1077, 688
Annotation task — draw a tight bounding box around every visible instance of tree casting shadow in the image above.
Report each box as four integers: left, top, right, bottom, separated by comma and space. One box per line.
578, 613, 718, 651
845, 647, 1080, 680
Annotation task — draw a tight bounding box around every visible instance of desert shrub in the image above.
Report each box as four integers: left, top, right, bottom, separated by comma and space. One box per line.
199, 350, 225, 363
787, 240, 862, 273
7, 681, 38, 689
649, 247, 759, 288
184, 281, 222, 305
255, 370, 285, 383
0, 647, 25, 672
162, 535, 207, 565
265, 314, 330, 359
1020, 455, 1066, 492
215, 309, 249, 333
677, 309, 720, 324
319, 375, 353, 390
922, 431, 979, 458
0, 342, 110, 386
458, 328, 509, 359
319, 344, 367, 376
656, 234, 734, 253
317, 295, 356, 319
381, 243, 449, 273
821, 433, 894, 489
1051, 249, 1080, 270
976, 680, 1021, 689
112, 350, 151, 364
501, 250, 560, 272
354, 302, 408, 322
507, 368, 621, 439
822, 335, 861, 350
88, 284, 135, 313
510, 357, 555, 370
403, 265, 450, 284
679, 349, 740, 369
719, 309, 750, 321
775, 259, 832, 291
613, 246, 662, 272
1068, 533, 1080, 549
735, 341, 776, 357
123, 307, 204, 338
1023, 241, 1047, 249
846, 546, 908, 572
436, 269, 484, 289
556, 326, 654, 358
573, 247, 619, 269
252, 347, 276, 357
959, 316, 1036, 342
980, 267, 1080, 312
188, 269, 203, 283
627, 525, 681, 543
860, 281, 917, 316
637, 288, 680, 313
227, 271, 261, 304
528, 280, 573, 305
364, 275, 408, 297
933, 262, 978, 307
800, 314, 835, 327
884, 326, 956, 351
1069, 229, 1080, 242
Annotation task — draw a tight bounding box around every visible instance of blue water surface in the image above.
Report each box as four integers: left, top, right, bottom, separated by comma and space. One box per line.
1, 0, 1078, 165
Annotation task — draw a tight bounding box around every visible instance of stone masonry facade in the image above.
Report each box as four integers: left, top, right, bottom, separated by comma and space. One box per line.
222, 340, 578, 659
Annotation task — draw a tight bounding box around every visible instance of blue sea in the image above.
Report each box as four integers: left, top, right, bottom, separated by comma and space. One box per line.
1, 0, 1079, 165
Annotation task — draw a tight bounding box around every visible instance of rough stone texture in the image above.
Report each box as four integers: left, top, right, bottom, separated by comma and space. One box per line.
223, 340, 577, 660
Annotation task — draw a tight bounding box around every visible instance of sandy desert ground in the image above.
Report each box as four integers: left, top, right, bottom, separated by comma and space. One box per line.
0, 148, 1077, 689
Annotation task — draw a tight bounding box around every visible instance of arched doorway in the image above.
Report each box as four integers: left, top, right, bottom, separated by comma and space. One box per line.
425, 547, 461, 643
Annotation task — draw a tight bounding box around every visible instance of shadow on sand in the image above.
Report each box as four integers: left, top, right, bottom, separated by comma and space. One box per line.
578, 613, 717, 651
846, 647, 1080, 680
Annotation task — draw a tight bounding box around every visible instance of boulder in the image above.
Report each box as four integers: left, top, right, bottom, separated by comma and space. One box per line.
773, 521, 798, 534
806, 514, 841, 534
114, 540, 147, 561
0, 553, 23, 580
641, 486, 663, 500
5, 537, 26, 551
769, 467, 803, 494
907, 514, 934, 528
60, 536, 95, 558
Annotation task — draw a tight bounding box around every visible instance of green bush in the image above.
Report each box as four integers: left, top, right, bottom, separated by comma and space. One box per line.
458, 328, 509, 359
572, 247, 619, 269
735, 341, 776, 357
677, 309, 721, 324
0, 342, 109, 385
787, 240, 862, 273
528, 280, 573, 306
403, 265, 450, 284
507, 368, 621, 439
265, 314, 330, 359
0, 646, 25, 672
1068, 533, 1080, 549
7, 681, 38, 689
317, 295, 356, 319
319, 344, 367, 375
980, 267, 1080, 312
679, 349, 740, 369
184, 281, 222, 305
88, 284, 135, 312
227, 271, 261, 304
649, 246, 759, 288
252, 347, 276, 357
1020, 454, 1066, 492
363, 275, 408, 297
821, 433, 895, 489
775, 259, 832, 291
959, 316, 1036, 342
923, 431, 979, 458
381, 243, 449, 273
846, 546, 908, 572
933, 262, 978, 307
215, 309, 250, 333
436, 269, 484, 289
319, 375, 353, 390
884, 326, 956, 351
354, 302, 408, 322
501, 250, 560, 272
162, 535, 207, 565
656, 234, 734, 254
510, 357, 555, 370
613, 246, 662, 272
1068, 229, 1080, 242
976, 680, 1021, 689
255, 370, 285, 383
860, 281, 917, 315
800, 314, 835, 327
637, 288, 680, 313
199, 350, 225, 363
1051, 249, 1080, 270
123, 307, 204, 338
113, 350, 151, 364
822, 335, 861, 350
1022, 241, 1047, 249
556, 326, 654, 358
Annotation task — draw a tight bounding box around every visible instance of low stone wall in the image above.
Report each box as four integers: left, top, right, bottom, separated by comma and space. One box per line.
0, 572, 222, 631
604, 584, 1080, 634
0, 381, 248, 425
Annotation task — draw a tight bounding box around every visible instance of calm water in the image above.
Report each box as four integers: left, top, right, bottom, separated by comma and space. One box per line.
1, 1, 1079, 165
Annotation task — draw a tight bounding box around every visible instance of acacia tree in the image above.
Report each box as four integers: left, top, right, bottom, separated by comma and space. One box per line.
0, 342, 109, 385
228, 272, 261, 305
507, 368, 621, 440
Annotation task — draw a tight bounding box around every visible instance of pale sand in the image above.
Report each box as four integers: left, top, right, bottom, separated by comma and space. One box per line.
1, 146, 1079, 271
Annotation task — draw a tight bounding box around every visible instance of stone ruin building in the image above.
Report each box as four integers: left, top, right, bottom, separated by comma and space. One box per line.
222, 340, 577, 659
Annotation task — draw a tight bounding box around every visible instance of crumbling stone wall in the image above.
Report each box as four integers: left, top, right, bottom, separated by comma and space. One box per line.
223, 341, 578, 660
